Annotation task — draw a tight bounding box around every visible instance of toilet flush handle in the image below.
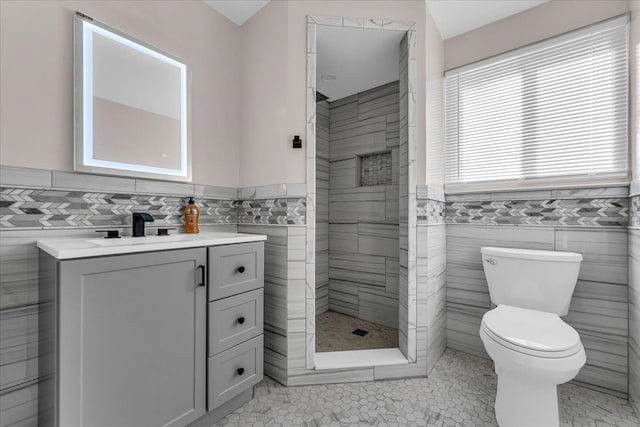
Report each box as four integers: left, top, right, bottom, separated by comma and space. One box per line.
484, 258, 497, 265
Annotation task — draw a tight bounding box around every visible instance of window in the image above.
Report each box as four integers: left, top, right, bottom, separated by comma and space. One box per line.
445, 15, 629, 191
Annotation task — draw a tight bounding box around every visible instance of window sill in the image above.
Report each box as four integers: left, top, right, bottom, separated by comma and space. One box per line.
445, 177, 631, 197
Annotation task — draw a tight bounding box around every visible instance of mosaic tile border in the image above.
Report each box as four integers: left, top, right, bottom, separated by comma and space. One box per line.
237, 198, 306, 225
0, 186, 306, 229
445, 198, 629, 227
631, 195, 639, 228
417, 199, 445, 225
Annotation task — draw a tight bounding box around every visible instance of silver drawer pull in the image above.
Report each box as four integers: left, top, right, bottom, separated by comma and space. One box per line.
485, 258, 497, 265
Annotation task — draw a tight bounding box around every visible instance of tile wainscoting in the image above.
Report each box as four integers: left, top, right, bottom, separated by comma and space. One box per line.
0, 165, 306, 427
629, 190, 639, 414
325, 81, 401, 329
417, 190, 447, 373
445, 186, 631, 398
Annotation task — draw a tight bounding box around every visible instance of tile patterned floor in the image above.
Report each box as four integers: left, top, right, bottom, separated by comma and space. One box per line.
316, 311, 399, 352
214, 349, 639, 427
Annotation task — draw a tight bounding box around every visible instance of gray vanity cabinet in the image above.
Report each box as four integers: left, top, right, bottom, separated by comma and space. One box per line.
40, 248, 207, 427
206, 242, 264, 410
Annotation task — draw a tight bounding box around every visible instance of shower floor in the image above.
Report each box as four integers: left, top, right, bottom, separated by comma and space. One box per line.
315, 311, 399, 352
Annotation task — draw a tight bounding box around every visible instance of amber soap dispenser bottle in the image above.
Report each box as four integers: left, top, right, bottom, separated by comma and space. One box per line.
184, 197, 199, 234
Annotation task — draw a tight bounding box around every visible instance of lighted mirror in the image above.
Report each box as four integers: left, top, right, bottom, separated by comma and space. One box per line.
74, 12, 191, 181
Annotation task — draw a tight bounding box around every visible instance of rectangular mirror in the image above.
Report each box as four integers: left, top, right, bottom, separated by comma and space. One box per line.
74, 12, 191, 182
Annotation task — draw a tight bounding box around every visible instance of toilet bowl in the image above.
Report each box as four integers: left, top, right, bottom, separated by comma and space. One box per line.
479, 247, 585, 427
480, 305, 586, 427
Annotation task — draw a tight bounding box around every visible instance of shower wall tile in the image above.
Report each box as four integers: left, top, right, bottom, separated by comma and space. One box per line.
328, 223, 358, 253
329, 200, 386, 222
1, 384, 38, 427
358, 287, 399, 328
357, 223, 399, 257
386, 258, 399, 295
330, 132, 387, 161
324, 81, 402, 332
329, 159, 356, 189
329, 252, 387, 287
398, 32, 409, 361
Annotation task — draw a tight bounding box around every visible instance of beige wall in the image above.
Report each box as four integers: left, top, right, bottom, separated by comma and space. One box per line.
424, 7, 444, 188
240, 0, 429, 187
632, 0, 639, 180
444, 0, 631, 71
0, 0, 241, 187
239, 1, 290, 188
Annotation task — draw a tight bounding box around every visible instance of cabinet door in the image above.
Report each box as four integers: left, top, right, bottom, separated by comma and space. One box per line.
58, 248, 206, 427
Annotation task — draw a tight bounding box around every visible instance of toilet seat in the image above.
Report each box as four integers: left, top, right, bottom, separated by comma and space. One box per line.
481, 305, 582, 358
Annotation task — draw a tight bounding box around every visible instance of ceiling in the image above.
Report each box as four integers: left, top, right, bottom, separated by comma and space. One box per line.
426, 0, 549, 40
317, 26, 405, 102
203, 0, 270, 26
203, 0, 551, 100
204, 1, 549, 37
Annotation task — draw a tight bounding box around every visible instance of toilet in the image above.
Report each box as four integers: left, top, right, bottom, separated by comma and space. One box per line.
479, 247, 586, 427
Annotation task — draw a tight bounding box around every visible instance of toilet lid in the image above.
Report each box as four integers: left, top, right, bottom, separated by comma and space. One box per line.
482, 305, 581, 353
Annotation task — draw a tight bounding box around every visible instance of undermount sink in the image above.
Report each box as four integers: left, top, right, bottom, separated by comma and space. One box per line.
87, 234, 199, 247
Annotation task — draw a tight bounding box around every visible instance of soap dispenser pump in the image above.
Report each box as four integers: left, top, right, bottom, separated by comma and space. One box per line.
184, 197, 199, 234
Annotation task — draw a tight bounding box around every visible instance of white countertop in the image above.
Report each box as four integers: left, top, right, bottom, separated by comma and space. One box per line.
37, 232, 267, 260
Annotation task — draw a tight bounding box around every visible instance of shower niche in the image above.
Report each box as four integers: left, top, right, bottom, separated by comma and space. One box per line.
314, 24, 406, 354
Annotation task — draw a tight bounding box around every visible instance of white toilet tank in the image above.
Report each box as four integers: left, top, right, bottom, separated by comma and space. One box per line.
481, 247, 582, 316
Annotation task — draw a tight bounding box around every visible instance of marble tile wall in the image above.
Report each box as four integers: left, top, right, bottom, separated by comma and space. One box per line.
445, 187, 631, 398
397, 32, 419, 363
327, 81, 400, 329
416, 187, 446, 374
316, 100, 330, 315
629, 191, 640, 414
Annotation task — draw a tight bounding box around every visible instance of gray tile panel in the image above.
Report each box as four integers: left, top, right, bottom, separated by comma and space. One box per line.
0, 166, 51, 188
52, 171, 136, 193
446, 221, 630, 397
630, 228, 640, 411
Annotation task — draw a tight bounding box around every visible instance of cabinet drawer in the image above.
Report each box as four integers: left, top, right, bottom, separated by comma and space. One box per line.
207, 334, 263, 410
208, 242, 264, 300
209, 289, 264, 356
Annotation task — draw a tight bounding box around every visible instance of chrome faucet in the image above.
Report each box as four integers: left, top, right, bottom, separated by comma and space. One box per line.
132, 213, 154, 237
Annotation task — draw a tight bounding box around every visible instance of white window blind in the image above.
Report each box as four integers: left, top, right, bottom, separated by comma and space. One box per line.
445, 15, 629, 189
